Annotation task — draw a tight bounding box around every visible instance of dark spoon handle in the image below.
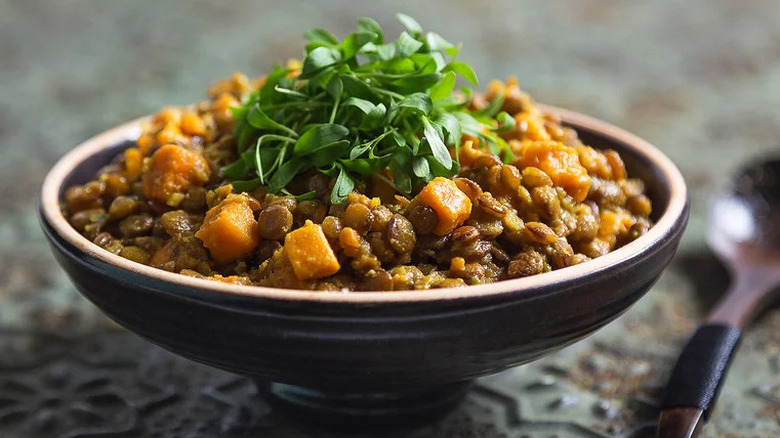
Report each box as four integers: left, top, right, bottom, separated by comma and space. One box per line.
658, 268, 777, 437
660, 324, 741, 419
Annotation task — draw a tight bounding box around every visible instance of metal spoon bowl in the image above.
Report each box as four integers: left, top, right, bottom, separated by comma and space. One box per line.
659, 157, 780, 437
710, 158, 780, 258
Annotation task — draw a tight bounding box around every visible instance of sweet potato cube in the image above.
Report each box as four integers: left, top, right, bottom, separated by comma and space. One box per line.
516, 141, 592, 202
412, 177, 472, 236
195, 195, 260, 264
142, 144, 211, 205
123, 147, 143, 180
284, 222, 340, 281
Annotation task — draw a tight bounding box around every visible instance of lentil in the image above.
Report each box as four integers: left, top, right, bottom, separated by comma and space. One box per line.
258, 205, 293, 240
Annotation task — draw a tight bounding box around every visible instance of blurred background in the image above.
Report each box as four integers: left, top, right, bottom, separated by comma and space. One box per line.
2, 1, 780, 436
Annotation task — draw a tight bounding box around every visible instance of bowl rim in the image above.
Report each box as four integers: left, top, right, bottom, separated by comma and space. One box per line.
41, 105, 687, 304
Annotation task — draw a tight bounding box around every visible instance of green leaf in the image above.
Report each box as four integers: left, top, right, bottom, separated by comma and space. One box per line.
410, 53, 435, 71
293, 123, 349, 155
250, 134, 295, 180
341, 157, 390, 176
294, 190, 317, 201
222, 150, 253, 179
268, 158, 310, 193
427, 155, 458, 178
396, 13, 422, 36
341, 31, 378, 60
390, 73, 441, 94
331, 165, 355, 204
446, 60, 479, 85
417, 57, 440, 76
229, 106, 248, 121
430, 52, 447, 72
376, 43, 396, 61
349, 141, 373, 160
502, 144, 515, 163
325, 74, 343, 100
311, 140, 351, 166
381, 57, 417, 74
304, 28, 339, 46
446, 43, 462, 58
389, 130, 407, 149
301, 47, 340, 78
484, 135, 500, 155
434, 112, 462, 145
247, 104, 298, 137
255, 144, 282, 182
363, 103, 387, 128
237, 124, 258, 151
473, 91, 504, 118
318, 163, 340, 177
231, 179, 261, 192
493, 111, 516, 132
357, 17, 384, 43
412, 156, 430, 178
397, 31, 424, 58
424, 32, 454, 51
423, 117, 452, 169
394, 92, 433, 115
258, 65, 289, 106
340, 75, 375, 100
348, 129, 395, 159
429, 71, 456, 102
389, 146, 413, 194
436, 86, 472, 110
342, 96, 376, 114
272, 85, 309, 98
453, 111, 482, 136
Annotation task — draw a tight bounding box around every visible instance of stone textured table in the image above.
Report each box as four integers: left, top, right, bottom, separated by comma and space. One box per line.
2, 1, 780, 436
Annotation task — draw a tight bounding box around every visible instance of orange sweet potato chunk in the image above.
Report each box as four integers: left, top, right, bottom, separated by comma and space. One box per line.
195, 195, 260, 265
142, 144, 211, 204
284, 222, 340, 281
517, 141, 592, 202
412, 177, 472, 236
123, 147, 143, 180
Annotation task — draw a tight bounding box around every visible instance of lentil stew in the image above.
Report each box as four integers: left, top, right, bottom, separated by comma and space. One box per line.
62, 17, 652, 292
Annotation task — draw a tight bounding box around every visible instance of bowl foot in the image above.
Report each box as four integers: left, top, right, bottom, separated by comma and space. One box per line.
259, 380, 472, 431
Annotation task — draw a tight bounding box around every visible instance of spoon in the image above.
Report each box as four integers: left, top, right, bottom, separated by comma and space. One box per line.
658, 158, 780, 437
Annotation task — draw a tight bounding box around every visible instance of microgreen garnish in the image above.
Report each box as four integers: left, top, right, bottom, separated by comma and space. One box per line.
226, 14, 514, 203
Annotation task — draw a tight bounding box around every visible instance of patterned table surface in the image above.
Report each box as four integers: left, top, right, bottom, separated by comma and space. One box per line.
2, 1, 780, 436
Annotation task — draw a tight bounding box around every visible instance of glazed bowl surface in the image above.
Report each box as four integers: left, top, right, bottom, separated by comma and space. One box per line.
39, 106, 688, 420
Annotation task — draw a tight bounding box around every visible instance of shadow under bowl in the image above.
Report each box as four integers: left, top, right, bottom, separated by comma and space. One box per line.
39, 106, 688, 427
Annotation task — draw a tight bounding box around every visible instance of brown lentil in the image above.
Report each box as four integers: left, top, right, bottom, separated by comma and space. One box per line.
387, 214, 416, 253
408, 204, 438, 235
360, 269, 394, 291
321, 216, 343, 240
159, 210, 192, 234
370, 205, 393, 232
343, 203, 373, 233
120, 246, 151, 264
108, 196, 140, 220
258, 205, 293, 240
521, 167, 553, 188
508, 250, 546, 278
453, 177, 483, 201
119, 213, 154, 238
524, 221, 558, 245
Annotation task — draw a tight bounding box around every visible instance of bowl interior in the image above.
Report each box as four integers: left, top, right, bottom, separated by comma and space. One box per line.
41, 107, 687, 303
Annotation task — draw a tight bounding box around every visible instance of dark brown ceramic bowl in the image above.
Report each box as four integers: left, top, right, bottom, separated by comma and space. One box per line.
40, 106, 688, 426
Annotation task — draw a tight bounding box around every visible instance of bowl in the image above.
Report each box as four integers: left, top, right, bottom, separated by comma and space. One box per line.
39, 106, 688, 426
